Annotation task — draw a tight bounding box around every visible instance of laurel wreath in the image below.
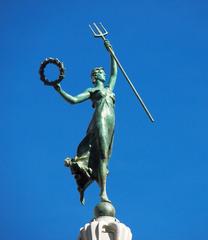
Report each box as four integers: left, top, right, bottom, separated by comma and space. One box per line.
39, 57, 65, 86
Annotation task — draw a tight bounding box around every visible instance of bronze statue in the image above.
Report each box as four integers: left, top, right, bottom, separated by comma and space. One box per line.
39, 23, 154, 210
53, 40, 117, 204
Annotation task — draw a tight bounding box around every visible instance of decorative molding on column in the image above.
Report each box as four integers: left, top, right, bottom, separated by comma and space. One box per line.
79, 216, 132, 240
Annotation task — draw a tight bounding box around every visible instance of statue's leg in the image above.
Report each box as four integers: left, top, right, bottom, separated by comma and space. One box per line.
98, 159, 110, 202
98, 135, 111, 203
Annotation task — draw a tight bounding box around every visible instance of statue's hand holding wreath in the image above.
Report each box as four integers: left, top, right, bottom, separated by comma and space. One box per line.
53, 83, 61, 92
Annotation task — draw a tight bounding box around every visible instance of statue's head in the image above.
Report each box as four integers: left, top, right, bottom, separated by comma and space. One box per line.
91, 67, 106, 84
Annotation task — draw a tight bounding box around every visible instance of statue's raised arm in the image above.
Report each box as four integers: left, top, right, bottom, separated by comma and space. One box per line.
89, 22, 154, 122
104, 40, 118, 90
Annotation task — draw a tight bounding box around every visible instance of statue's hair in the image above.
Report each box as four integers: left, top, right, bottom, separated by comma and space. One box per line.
91, 67, 105, 78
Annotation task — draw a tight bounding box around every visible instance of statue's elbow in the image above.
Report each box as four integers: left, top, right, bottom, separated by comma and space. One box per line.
66, 97, 77, 104
71, 98, 79, 104
70, 100, 77, 104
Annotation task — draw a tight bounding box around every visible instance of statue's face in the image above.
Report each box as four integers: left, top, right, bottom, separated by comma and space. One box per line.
91, 67, 106, 84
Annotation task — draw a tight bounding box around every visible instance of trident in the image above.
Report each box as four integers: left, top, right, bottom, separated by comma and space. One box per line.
89, 22, 154, 123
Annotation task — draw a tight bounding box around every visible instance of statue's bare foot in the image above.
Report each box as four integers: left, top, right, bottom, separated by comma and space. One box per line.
100, 193, 111, 203
64, 157, 72, 167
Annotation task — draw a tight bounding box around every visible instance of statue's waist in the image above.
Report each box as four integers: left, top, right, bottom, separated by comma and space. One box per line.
92, 96, 115, 108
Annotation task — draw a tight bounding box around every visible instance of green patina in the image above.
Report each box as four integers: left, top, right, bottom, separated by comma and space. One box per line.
54, 40, 117, 204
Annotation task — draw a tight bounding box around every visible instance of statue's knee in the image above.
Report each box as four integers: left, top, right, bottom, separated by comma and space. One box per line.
100, 158, 108, 168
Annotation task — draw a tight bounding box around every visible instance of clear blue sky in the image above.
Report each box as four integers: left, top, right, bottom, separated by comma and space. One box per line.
1, 0, 208, 239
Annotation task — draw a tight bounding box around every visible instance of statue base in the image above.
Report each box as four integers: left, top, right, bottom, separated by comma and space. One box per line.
78, 216, 132, 240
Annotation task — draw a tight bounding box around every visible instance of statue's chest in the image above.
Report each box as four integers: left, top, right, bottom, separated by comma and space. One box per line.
91, 88, 115, 108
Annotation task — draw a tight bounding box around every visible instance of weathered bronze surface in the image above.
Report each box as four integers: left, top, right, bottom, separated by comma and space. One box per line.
53, 40, 117, 205
40, 24, 154, 214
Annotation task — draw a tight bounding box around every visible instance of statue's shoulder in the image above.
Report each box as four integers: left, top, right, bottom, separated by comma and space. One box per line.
84, 87, 94, 95
86, 87, 99, 95
85, 87, 94, 93
84, 88, 96, 100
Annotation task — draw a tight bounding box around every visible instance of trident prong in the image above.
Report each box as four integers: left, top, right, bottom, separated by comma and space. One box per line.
89, 24, 98, 37
89, 22, 108, 38
99, 22, 108, 34
89, 22, 154, 122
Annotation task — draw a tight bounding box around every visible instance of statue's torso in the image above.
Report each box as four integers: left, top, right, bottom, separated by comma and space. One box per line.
87, 87, 115, 135
90, 87, 115, 109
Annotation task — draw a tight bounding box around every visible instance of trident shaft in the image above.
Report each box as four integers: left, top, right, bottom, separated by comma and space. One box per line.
89, 22, 154, 123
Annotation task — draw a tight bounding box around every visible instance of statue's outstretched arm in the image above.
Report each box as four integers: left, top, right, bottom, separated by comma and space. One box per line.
104, 40, 118, 91
54, 84, 90, 104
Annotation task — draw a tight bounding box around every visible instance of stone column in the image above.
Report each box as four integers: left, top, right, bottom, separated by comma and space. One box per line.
79, 216, 132, 240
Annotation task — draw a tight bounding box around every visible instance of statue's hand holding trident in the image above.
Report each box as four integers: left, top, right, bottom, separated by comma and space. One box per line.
89, 22, 154, 122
